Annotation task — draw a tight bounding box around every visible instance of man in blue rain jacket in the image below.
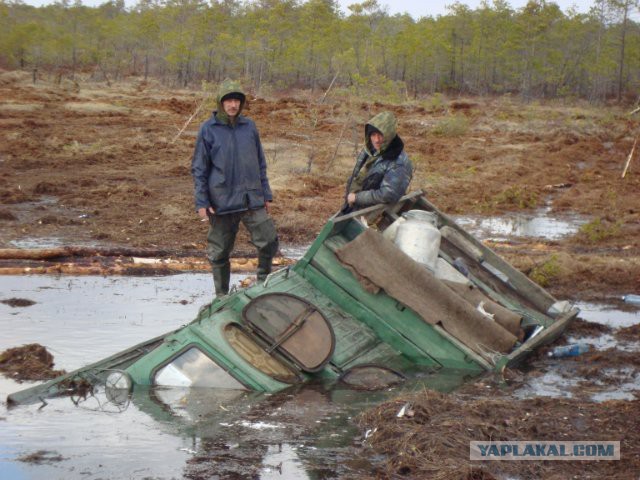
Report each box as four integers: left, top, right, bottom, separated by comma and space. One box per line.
192, 79, 278, 297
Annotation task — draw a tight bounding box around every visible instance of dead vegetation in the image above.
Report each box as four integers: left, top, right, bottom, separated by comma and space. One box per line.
1, 298, 36, 307
357, 389, 639, 480
352, 315, 640, 479
0, 76, 640, 249
17, 450, 66, 464
0, 344, 66, 382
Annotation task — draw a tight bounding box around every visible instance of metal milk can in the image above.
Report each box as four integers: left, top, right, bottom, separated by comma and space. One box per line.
393, 210, 441, 271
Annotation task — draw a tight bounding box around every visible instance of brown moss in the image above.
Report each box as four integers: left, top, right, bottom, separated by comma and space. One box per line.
1, 297, 36, 307
0, 344, 66, 382
357, 389, 639, 479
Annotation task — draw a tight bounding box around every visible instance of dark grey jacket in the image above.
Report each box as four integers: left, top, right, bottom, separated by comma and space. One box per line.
346, 134, 413, 208
192, 113, 272, 215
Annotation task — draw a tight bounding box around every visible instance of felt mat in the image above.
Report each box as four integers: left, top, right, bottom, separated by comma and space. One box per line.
335, 228, 517, 356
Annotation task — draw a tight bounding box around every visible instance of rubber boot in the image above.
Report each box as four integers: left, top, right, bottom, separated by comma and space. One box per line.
212, 263, 230, 297
256, 255, 273, 282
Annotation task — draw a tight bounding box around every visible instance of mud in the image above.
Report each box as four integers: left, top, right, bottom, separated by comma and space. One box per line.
1, 74, 640, 478
564, 317, 612, 337
0, 344, 66, 381
1, 77, 639, 301
617, 323, 640, 340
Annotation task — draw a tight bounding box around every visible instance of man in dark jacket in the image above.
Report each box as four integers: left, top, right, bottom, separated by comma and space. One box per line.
344, 111, 412, 211
192, 79, 278, 297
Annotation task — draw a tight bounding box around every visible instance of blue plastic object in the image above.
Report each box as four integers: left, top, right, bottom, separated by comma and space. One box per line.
547, 343, 590, 358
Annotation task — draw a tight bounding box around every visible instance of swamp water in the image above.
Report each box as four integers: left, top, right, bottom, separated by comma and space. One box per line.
1, 210, 638, 479
453, 208, 589, 241
0, 274, 470, 479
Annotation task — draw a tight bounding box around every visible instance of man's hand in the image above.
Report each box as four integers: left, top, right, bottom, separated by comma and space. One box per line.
198, 207, 215, 220
265, 201, 272, 214
347, 193, 356, 206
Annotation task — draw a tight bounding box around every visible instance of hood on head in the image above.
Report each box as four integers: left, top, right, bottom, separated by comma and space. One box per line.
216, 79, 246, 121
365, 111, 397, 155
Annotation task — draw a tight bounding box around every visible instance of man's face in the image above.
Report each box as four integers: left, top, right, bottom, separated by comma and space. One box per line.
222, 98, 241, 117
370, 131, 384, 151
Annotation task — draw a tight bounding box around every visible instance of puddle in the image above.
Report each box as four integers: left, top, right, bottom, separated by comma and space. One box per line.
8, 237, 67, 249
588, 368, 640, 402
513, 302, 639, 402
567, 334, 640, 352
0, 274, 471, 479
515, 370, 580, 399
1, 196, 102, 248
591, 389, 637, 402
280, 243, 311, 260
260, 444, 310, 480
515, 324, 640, 402
0, 275, 223, 371
515, 362, 640, 401
574, 302, 640, 329
453, 209, 589, 241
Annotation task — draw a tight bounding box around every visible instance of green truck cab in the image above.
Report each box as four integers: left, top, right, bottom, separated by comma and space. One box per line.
8, 192, 578, 405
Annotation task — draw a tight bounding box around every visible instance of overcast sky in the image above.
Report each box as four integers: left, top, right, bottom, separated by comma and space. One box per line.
338, 0, 594, 18
19, 0, 597, 17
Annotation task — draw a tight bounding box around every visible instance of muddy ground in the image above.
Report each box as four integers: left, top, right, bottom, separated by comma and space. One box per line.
1, 71, 639, 479
1, 69, 639, 301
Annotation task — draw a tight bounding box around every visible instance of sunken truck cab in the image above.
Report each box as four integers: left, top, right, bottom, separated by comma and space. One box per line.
8, 191, 578, 405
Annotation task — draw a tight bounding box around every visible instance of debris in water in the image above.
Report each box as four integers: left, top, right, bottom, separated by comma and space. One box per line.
0, 344, 66, 381
1, 297, 36, 307
547, 343, 590, 358
396, 402, 413, 418
17, 450, 66, 464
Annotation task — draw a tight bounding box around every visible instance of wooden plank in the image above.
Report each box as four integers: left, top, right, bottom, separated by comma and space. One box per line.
500, 308, 578, 370
417, 196, 556, 312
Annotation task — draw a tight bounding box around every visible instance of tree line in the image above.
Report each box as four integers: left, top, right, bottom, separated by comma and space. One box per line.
1, 0, 639, 101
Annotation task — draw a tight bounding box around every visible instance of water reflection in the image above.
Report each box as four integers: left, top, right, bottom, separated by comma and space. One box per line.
0, 274, 471, 479
0, 274, 225, 370
260, 444, 310, 480
453, 209, 589, 241
3, 275, 632, 478
574, 302, 640, 329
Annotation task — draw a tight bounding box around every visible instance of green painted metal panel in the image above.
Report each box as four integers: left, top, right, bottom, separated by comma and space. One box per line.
339, 342, 418, 373
242, 269, 392, 371
302, 264, 446, 368
304, 244, 483, 372
125, 308, 296, 392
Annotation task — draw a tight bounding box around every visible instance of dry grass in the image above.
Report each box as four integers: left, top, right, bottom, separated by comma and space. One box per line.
0, 103, 43, 112
63, 102, 131, 114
